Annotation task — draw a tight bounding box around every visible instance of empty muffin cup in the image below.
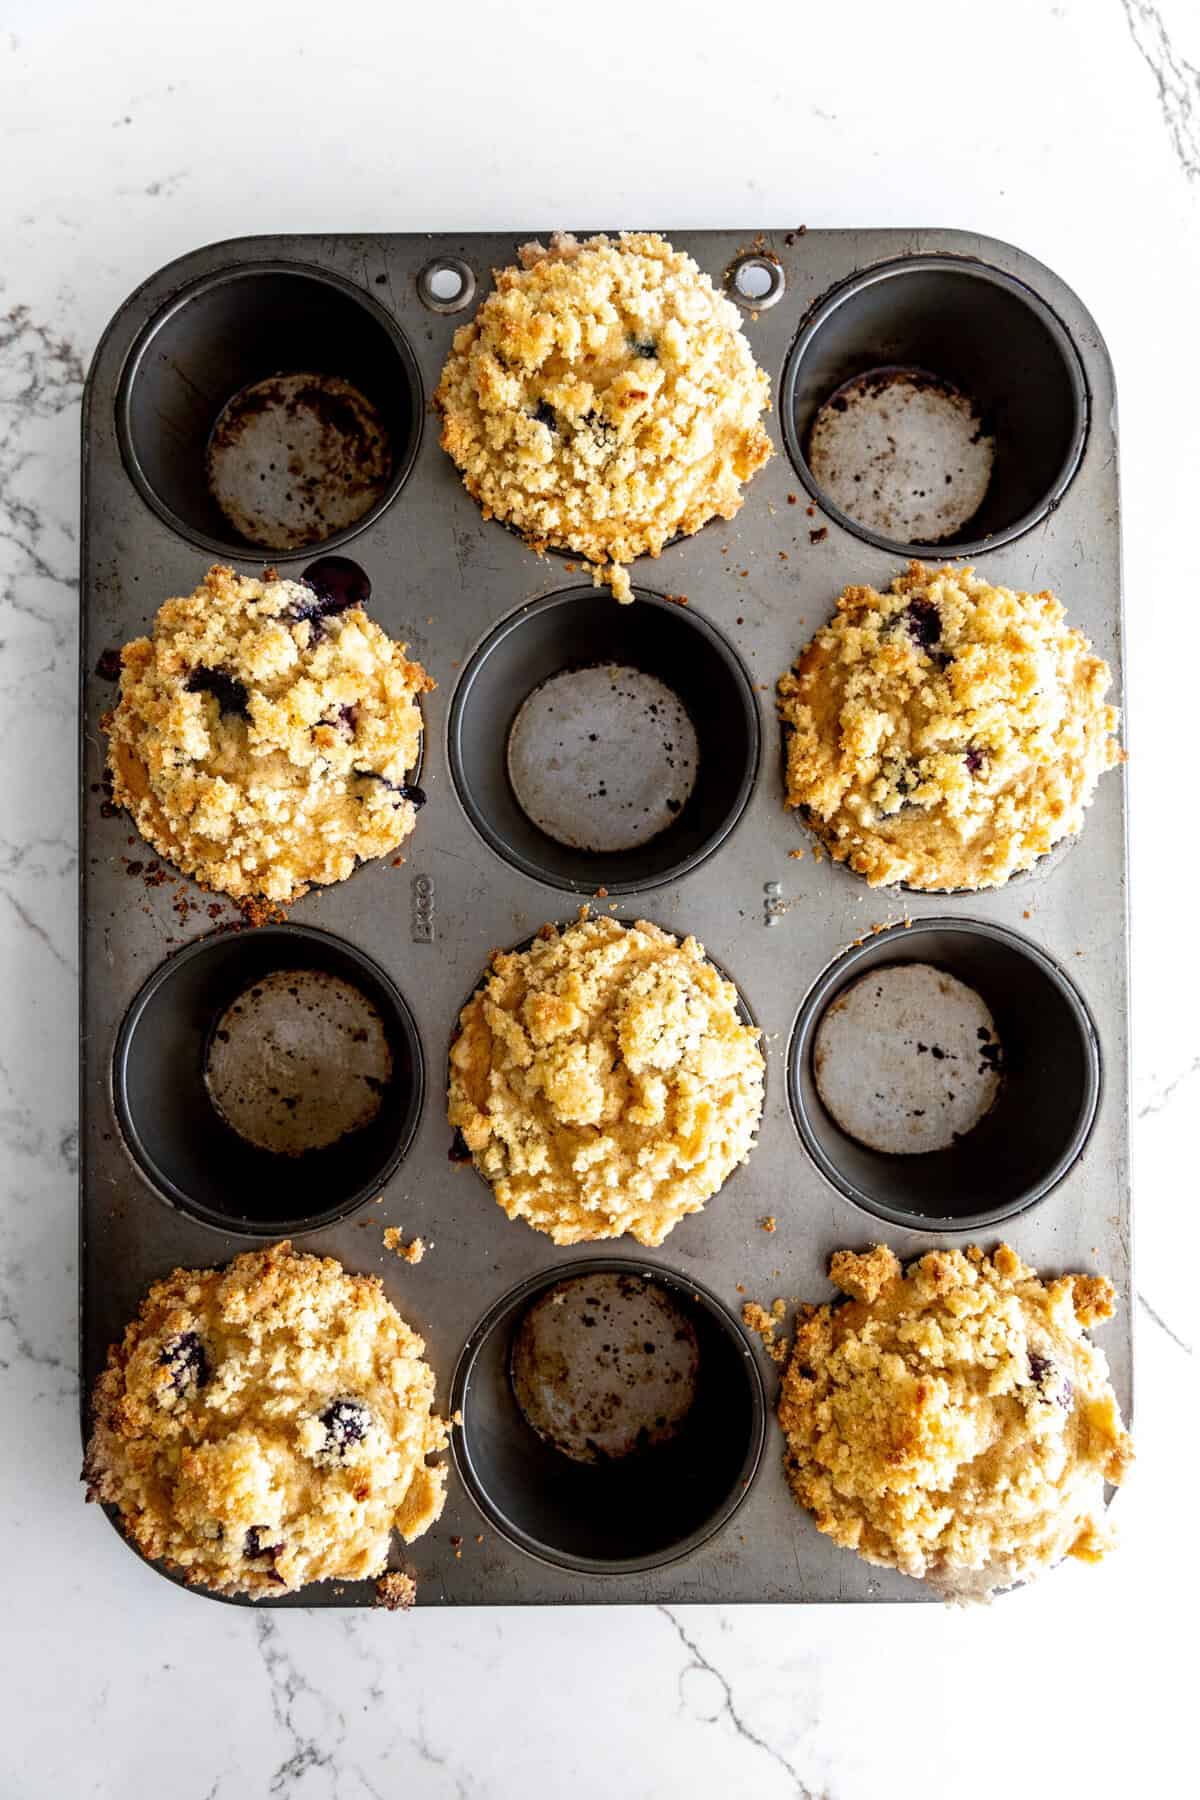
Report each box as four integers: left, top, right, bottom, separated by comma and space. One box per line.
113, 925, 423, 1233
788, 919, 1100, 1229
781, 255, 1088, 556
117, 262, 421, 556
448, 588, 759, 892
451, 1261, 765, 1573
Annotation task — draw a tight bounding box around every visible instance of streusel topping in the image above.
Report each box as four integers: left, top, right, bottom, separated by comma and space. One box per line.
434, 232, 773, 601
777, 563, 1122, 890
84, 1242, 447, 1598
448, 913, 764, 1245
778, 1243, 1133, 1597
105, 564, 432, 902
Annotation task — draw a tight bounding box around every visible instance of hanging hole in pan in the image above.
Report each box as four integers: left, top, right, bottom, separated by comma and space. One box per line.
418, 257, 476, 314
728, 253, 785, 310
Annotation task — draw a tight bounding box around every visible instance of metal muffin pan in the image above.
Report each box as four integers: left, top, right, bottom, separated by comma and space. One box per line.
79, 228, 1130, 1607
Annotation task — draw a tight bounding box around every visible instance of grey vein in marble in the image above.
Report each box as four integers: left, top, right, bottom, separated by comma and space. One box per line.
1120, 0, 1200, 178
1138, 1052, 1200, 1117
659, 1607, 822, 1798
1137, 1292, 1193, 1355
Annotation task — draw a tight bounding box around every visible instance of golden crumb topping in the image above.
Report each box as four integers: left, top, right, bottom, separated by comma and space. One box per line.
104, 564, 432, 902
778, 1243, 1133, 1597
777, 563, 1122, 890
448, 912, 764, 1245
84, 1242, 447, 1598
434, 232, 772, 601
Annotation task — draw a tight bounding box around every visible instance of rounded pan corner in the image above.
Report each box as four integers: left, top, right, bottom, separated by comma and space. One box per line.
90, 1497, 351, 1608
924, 226, 1118, 395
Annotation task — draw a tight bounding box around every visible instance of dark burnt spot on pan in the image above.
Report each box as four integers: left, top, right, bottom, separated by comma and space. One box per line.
187, 667, 251, 718
448, 1128, 472, 1163
95, 648, 122, 682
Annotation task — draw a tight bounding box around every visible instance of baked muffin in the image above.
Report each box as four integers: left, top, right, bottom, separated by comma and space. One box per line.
448, 912, 764, 1245
778, 1243, 1133, 1598
104, 564, 433, 903
777, 563, 1123, 890
84, 1241, 447, 1598
434, 231, 773, 601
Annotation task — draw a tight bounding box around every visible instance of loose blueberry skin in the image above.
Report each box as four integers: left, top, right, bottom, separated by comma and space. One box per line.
159, 1330, 209, 1395
965, 747, 986, 775
187, 667, 250, 719
533, 400, 557, 431
319, 1397, 372, 1455
628, 336, 657, 358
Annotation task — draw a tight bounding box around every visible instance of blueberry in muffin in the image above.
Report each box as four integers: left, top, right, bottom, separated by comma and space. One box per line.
776, 1243, 1133, 1598
103, 563, 432, 903
84, 1242, 447, 1597
434, 232, 773, 601
777, 562, 1123, 890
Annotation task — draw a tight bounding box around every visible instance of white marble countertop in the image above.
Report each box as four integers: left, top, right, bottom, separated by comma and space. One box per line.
2, 1, 1197, 1793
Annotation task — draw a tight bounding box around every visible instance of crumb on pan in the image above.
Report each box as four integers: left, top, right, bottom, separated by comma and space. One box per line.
383, 1228, 426, 1265
375, 1571, 417, 1611
742, 1297, 789, 1364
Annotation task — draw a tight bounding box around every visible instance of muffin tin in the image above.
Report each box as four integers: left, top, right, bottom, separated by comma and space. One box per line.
79, 228, 1130, 1606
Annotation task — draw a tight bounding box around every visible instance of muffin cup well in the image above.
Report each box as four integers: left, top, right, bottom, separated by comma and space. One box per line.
788, 919, 1100, 1229
113, 926, 423, 1234
447, 588, 759, 893
781, 255, 1088, 556
451, 1260, 765, 1573
116, 262, 422, 557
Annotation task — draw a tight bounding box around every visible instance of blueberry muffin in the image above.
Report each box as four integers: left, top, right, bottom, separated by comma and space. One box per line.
778, 1243, 1133, 1597
84, 1242, 448, 1598
104, 564, 432, 903
777, 563, 1123, 890
448, 912, 764, 1245
434, 231, 773, 601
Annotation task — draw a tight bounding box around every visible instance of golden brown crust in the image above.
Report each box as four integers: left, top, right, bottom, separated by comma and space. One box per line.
433, 232, 772, 601
84, 1242, 448, 1598
777, 563, 1123, 891
778, 1243, 1133, 1596
104, 565, 433, 902
447, 912, 764, 1246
